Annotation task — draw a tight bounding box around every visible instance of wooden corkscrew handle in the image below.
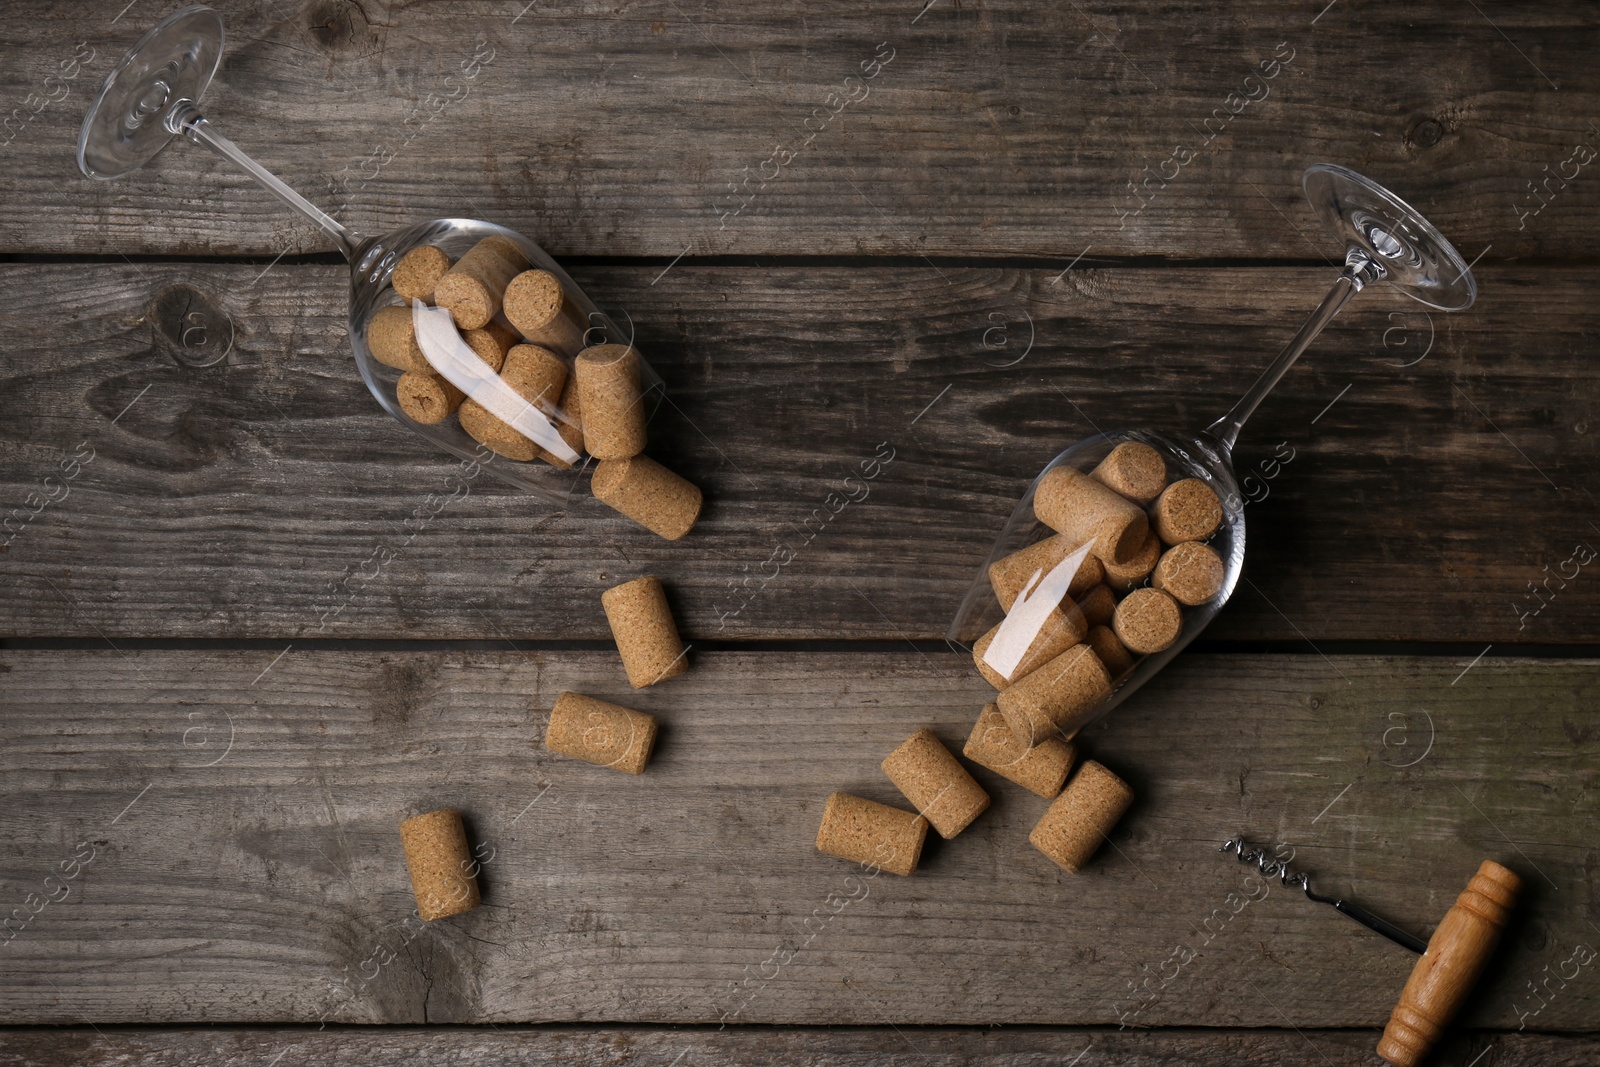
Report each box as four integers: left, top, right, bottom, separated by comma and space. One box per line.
1377, 860, 1521, 1067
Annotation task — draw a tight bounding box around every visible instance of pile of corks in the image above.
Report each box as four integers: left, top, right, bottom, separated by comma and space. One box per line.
399, 574, 690, 920
814, 441, 1224, 877
368, 236, 700, 540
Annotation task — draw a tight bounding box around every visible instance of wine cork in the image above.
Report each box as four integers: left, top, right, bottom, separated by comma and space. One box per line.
1113, 587, 1183, 655
398, 808, 480, 921
995, 643, 1111, 746
881, 728, 991, 839
397, 371, 464, 425
1090, 441, 1168, 505
457, 344, 570, 462
1079, 584, 1116, 627
391, 245, 452, 304
504, 269, 586, 355
963, 702, 1076, 798
815, 792, 927, 877
602, 575, 689, 688
592, 455, 702, 540
1034, 466, 1149, 565
575, 344, 648, 460
434, 235, 528, 330
1152, 541, 1225, 606
462, 319, 520, 374
368, 305, 431, 373
1085, 624, 1134, 681
1101, 531, 1161, 593
988, 534, 1105, 611
971, 604, 1086, 689
544, 691, 658, 775
1152, 477, 1223, 544
534, 374, 585, 470
1029, 760, 1135, 873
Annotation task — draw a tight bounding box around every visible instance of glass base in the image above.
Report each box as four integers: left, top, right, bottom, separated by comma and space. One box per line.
77, 4, 222, 180
1303, 163, 1477, 312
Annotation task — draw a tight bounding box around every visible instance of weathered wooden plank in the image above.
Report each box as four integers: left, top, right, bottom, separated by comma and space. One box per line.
2, 262, 1596, 642
1, 1027, 1596, 1067
0, 0, 1595, 258
0, 650, 1594, 1027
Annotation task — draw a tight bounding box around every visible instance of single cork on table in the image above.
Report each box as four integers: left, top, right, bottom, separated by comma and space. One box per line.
1085, 624, 1134, 681
602, 576, 689, 688
544, 691, 658, 775
397, 371, 465, 425
815, 792, 927, 877
1079, 584, 1117, 628
391, 245, 452, 304
971, 603, 1086, 689
995, 643, 1111, 746
505, 269, 586, 355
1029, 760, 1135, 873
592, 455, 702, 541
434, 235, 528, 331
881, 728, 991, 839
458, 343, 570, 462
462, 319, 520, 374
963, 702, 1076, 799
1113, 587, 1183, 655
367, 305, 432, 373
1090, 441, 1168, 505
1153, 541, 1225, 606
1034, 465, 1149, 565
575, 344, 648, 460
1152, 477, 1223, 545
399, 808, 481, 921
1101, 531, 1161, 593
988, 534, 1104, 611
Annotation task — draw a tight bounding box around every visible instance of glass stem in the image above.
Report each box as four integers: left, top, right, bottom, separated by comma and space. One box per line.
164, 99, 358, 261
1204, 248, 1386, 452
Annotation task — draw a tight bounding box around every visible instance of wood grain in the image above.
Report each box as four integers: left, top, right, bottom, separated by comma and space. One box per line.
1, 1027, 1597, 1067
1, 262, 1596, 643
0, 649, 1593, 1027
0, 0, 1595, 259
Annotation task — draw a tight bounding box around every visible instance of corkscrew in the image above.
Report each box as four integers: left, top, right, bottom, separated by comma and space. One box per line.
1219, 836, 1520, 1067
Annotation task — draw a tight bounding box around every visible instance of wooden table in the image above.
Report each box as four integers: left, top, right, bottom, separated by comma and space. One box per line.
3, 1, 1597, 1063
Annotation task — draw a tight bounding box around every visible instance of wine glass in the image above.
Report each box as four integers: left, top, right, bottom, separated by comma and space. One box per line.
949, 163, 1477, 740
76, 5, 655, 501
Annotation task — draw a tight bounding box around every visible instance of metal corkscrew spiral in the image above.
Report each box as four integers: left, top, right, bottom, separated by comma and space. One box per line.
1218, 836, 1428, 954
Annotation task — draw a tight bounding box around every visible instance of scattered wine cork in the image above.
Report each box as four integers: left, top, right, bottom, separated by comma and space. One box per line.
1078, 584, 1116, 627
971, 604, 1086, 689
367, 305, 431, 373
1029, 760, 1135, 873
1101, 531, 1161, 593
602, 576, 689, 688
1090, 441, 1168, 505
1153, 541, 1225, 606
1152, 477, 1223, 544
434, 235, 528, 330
397, 371, 465, 425
544, 691, 658, 775
881, 728, 991, 839
995, 643, 1112, 746
1113, 587, 1183, 655
1085, 624, 1134, 681
575, 344, 648, 460
457, 344, 570, 462
963, 703, 1076, 798
592, 455, 702, 541
534, 374, 585, 469
398, 808, 481, 921
815, 792, 927, 876
462, 319, 520, 374
1034, 465, 1150, 565
504, 270, 586, 355
391, 245, 452, 304
988, 534, 1105, 611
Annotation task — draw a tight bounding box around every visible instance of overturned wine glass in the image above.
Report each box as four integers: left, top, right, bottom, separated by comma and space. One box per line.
77, 5, 657, 502
948, 163, 1477, 745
